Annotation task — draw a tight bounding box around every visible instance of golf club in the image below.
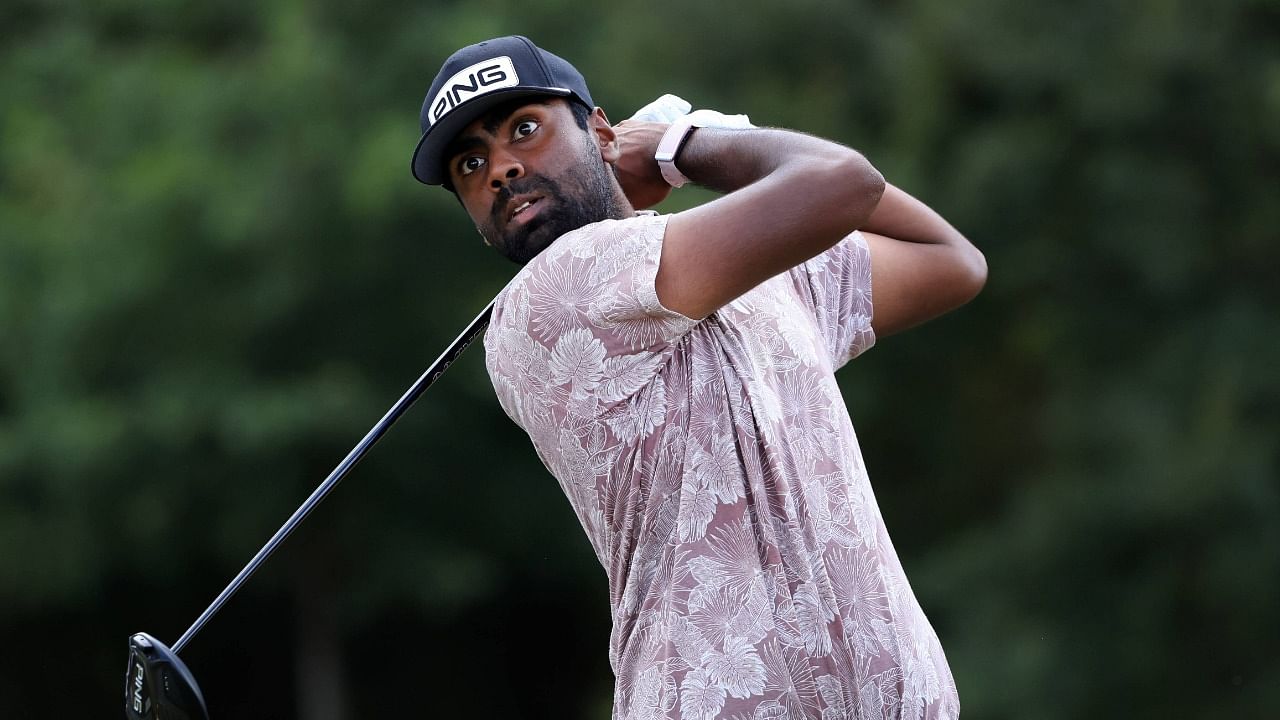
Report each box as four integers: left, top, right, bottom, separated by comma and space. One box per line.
121, 93, 693, 719
125, 632, 208, 720
124, 298, 494, 719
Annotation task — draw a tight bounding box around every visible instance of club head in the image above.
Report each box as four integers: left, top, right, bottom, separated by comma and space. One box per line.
125, 632, 210, 720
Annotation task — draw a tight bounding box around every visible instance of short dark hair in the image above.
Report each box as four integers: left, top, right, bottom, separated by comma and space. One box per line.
567, 100, 592, 131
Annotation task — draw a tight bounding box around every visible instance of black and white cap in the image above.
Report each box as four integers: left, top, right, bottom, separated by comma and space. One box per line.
410, 35, 594, 185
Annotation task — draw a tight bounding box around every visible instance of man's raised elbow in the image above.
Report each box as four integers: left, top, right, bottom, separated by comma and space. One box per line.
832, 151, 885, 226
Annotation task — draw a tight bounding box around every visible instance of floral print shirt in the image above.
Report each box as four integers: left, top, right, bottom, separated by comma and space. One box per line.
484, 213, 959, 720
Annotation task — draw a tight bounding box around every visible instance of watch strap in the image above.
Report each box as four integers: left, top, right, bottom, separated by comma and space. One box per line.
654, 109, 756, 188
655, 114, 698, 187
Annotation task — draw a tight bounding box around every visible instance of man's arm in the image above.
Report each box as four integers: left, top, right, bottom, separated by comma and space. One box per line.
860, 183, 987, 337
615, 122, 884, 320
613, 121, 985, 330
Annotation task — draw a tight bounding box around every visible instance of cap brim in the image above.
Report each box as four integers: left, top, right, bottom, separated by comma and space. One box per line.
411, 87, 574, 185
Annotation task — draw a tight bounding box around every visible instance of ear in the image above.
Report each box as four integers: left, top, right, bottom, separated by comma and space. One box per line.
588, 107, 621, 164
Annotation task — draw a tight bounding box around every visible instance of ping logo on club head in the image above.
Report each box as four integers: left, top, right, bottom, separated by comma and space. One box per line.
429, 56, 519, 126
132, 660, 146, 713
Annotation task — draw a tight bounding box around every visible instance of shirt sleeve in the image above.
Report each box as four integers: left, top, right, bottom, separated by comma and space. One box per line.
787, 230, 876, 370
484, 213, 698, 435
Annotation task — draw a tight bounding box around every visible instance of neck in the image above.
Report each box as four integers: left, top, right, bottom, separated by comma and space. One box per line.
603, 177, 636, 221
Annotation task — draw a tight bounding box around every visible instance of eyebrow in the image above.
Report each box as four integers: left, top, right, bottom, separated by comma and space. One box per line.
483, 98, 551, 135
481, 103, 520, 136
443, 99, 554, 168
442, 135, 484, 169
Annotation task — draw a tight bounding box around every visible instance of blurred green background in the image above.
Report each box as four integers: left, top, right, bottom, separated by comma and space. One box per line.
2, 0, 1278, 717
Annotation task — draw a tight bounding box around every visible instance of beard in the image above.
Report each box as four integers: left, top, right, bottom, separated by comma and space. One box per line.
481, 151, 625, 265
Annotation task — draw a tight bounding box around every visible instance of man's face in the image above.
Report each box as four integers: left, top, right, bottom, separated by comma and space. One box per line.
444, 99, 622, 264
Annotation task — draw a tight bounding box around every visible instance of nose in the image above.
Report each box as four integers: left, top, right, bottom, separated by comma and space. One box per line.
486, 148, 524, 191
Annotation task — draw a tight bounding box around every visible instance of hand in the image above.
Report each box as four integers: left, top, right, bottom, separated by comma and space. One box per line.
612, 119, 672, 210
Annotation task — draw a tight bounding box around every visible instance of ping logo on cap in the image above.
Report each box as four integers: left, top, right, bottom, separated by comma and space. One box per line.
429, 56, 519, 126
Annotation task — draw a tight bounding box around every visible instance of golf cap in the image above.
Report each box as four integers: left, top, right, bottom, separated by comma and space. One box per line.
411, 35, 594, 186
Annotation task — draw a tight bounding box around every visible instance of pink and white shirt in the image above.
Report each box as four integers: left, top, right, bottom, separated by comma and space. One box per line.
484, 213, 958, 720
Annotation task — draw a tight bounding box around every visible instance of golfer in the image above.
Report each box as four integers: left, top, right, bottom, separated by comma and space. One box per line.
412, 36, 985, 720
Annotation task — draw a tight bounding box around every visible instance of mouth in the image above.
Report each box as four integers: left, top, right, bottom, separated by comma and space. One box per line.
507, 194, 544, 225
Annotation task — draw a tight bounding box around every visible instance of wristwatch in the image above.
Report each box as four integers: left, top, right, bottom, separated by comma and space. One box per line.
654, 109, 755, 188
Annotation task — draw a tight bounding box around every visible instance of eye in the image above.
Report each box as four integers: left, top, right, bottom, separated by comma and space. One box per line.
457, 155, 486, 177
512, 119, 540, 140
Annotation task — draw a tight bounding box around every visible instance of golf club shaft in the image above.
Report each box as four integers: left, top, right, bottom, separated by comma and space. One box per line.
172, 299, 495, 654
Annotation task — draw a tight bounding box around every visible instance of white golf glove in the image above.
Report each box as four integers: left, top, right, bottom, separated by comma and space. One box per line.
629, 94, 693, 123
628, 94, 755, 130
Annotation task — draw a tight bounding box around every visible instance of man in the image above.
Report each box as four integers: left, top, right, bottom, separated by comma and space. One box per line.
411, 36, 985, 720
